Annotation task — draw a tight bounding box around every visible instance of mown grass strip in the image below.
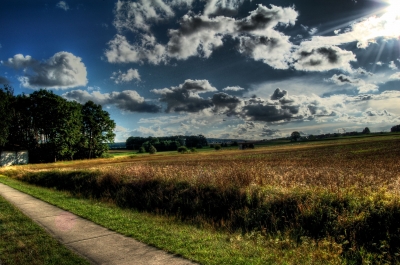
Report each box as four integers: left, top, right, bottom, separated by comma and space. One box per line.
0, 176, 345, 265
0, 189, 90, 265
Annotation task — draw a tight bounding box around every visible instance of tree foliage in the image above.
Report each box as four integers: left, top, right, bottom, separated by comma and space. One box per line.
0, 85, 13, 147
362, 127, 370, 134
391, 125, 400, 132
126, 135, 208, 152
291, 131, 301, 142
0, 87, 115, 162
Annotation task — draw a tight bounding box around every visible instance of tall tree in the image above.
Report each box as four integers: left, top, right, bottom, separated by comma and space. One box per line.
81, 101, 116, 159
291, 131, 301, 142
0, 85, 13, 147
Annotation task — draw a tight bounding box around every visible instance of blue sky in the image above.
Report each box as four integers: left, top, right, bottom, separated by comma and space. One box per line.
1, 0, 399, 141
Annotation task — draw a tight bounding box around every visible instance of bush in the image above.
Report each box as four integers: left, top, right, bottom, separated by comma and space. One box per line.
149, 145, 157, 154
177, 146, 188, 153
138, 147, 146, 153
190, 147, 197, 153
214, 144, 221, 150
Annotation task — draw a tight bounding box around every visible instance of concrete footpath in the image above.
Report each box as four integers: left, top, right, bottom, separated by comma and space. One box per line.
0, 183, 198, 265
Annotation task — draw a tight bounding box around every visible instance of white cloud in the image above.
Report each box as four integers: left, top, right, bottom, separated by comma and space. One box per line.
111, 68, 141, 84
3, 52, 87, 89
329, 74, 378, 93
56, 1, 70, 11
390, 72, 400, 80
105, 34, 166, 64
203, 0, 246, 16
63, 89, 161, 113
107, 3, 298, 69
299, 10, 400, 50
151, 79, 217, 112
114, 0, 174, 33
223, 86, 244, 91
389, 61, 398, 70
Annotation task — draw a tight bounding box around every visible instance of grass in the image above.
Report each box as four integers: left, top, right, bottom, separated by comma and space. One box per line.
1, 134, 400, 264
0, 188, 90, 265
0, 177, 344, 265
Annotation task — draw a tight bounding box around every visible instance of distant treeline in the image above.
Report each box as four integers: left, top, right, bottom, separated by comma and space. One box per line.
126, 135, 208, 152
0, 85, 115, 163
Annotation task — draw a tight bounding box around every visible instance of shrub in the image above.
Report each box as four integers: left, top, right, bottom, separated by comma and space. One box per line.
177, 146, 188, 153
190, 147, 197, 153
138, 147, 146, 153
149, 145, 157, 154
214, 144, 221, 150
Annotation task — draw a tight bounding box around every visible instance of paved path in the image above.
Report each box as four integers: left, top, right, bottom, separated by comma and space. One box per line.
0, 183, 198, 265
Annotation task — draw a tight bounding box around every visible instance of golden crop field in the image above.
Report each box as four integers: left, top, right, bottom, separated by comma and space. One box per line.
2, 134, 400, 263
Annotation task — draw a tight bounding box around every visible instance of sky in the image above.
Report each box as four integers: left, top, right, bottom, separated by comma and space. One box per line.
1, 0, 399, 142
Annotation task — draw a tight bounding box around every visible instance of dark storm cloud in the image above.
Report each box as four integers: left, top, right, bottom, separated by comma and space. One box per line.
63, 89, 161, 113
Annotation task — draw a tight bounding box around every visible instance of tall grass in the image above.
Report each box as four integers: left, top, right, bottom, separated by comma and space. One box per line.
3, 137, 400, 263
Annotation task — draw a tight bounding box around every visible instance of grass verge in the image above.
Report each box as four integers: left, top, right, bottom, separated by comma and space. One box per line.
0, 188, 90, 265
0, 176, 346, 265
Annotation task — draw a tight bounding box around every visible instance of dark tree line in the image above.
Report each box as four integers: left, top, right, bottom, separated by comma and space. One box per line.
126, 135, 208, 152
0, 86, 115, 163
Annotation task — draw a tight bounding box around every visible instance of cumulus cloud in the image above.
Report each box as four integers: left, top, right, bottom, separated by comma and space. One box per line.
203, 0, 246, 16
167, 14, 235, 60
389, 61, 398, 70
113, 0, 174, 33
292, 45, 356, 72
390, 72, 400, 80
238, 34, 292, 69
259, 126, 282, 138
3, 52, 87, 89
223, 86, 244, 91
329, 74, 378, 93
167, 4, 297, 65
107, 3, 298, 69
151, 79, 217, 112
105, 34, 166, 64
56, 1, 69, 11
211, 92, 242, 115
270, 88, 288, 100
63, 89, 161, 113
111, 68, 141, 84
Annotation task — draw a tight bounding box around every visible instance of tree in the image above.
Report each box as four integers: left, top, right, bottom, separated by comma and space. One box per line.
0, 85, 13, 147
362, 127, 370, 134
391, 125, 400, 132
149, 145, 157, 154
81, 101, 116, 159
291, 131, 301, 142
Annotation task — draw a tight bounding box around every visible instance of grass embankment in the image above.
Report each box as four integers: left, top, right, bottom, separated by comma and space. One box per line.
0, 177, 343, 265
0, 190, 90, 265
1, 135, 400, 264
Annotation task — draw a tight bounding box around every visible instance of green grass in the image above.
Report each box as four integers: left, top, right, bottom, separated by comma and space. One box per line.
0, 177, 345, 265
0, 188, 90, 265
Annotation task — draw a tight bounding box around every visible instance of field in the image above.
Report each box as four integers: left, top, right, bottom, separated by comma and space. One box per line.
1, 134, 400, 264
